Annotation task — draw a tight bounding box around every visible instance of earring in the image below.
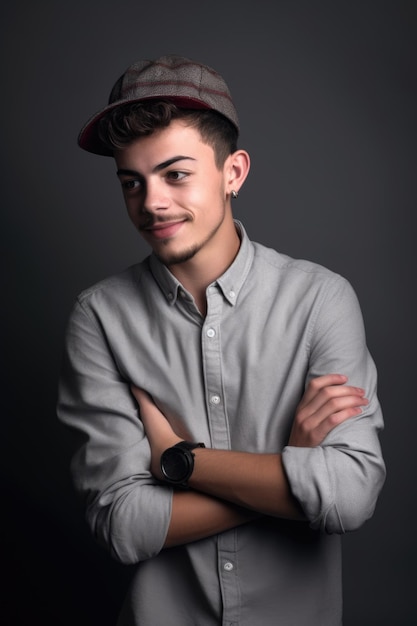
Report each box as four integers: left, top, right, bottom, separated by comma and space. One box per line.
231, 190, 239, 199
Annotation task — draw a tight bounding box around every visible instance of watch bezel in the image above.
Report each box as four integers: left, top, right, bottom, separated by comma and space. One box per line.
160, 441, 205, 487
160, 446, 194, 484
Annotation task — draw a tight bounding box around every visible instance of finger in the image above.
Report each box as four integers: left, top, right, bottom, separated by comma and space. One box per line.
311, 393, 368, 426
299, 380, 366, 417
299, 394, 368, 442
307, 386, 366, 418
309, 404, 366, 444
292, 398, 367, 447
299, 374, 348, 408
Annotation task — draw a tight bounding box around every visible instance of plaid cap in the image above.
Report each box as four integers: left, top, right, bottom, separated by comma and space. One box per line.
78, 54, 239, 156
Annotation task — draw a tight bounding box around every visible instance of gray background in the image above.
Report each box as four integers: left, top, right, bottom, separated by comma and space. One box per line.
2, 1, 415, 624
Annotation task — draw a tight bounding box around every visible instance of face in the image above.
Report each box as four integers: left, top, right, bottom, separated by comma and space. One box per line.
115, 120, 236, 268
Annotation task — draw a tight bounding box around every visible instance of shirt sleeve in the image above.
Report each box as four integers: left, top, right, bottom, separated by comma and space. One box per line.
282, 274, 386, 534
57, 298, 172, 564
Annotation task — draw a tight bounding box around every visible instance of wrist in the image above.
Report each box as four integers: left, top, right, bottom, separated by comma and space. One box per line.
160, 441, 206, 488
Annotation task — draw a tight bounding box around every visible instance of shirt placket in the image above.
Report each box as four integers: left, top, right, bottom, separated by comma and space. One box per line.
203, 285, 240, 626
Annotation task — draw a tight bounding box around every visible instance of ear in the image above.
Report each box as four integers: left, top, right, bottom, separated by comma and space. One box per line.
224, 149, 251, 197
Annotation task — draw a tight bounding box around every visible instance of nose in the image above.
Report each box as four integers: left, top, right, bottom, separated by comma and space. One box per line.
142, 178, 170, 213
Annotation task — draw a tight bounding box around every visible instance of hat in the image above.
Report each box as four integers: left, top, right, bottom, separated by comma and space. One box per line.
78, 54, 239, 156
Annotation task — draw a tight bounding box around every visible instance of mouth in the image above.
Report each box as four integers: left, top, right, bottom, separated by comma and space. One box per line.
142, 219, 187, 240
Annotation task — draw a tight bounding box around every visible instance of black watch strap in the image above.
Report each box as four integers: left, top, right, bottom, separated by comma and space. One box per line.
174, 441, 206, 452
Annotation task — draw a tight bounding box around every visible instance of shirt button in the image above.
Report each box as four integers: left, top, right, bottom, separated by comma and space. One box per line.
224, 562, 234, 571
206, 328, 216, 338
229, 290, 236, 299
167, 292, 174, 301
210, 394, 221, 405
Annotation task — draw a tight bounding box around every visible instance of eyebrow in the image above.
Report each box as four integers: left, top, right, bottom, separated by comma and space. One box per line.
117, 155, 196, 178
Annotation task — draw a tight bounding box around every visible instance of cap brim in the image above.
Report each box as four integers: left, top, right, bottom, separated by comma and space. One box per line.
78, 96, 213, 156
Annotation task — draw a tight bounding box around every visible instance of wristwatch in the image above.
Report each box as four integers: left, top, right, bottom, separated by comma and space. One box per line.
160, 441, 205, 487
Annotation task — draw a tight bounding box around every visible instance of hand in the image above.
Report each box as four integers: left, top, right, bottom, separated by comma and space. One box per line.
131, 386, 182, 479
288, 374, 369, 447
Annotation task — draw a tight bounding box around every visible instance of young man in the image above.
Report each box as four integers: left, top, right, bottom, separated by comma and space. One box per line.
58, 55, 385, 625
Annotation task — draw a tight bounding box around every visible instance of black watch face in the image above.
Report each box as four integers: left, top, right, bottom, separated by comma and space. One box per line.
161, 447, 191, 483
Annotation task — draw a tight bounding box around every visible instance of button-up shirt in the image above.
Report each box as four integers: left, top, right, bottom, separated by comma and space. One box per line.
58, 222, 385, 625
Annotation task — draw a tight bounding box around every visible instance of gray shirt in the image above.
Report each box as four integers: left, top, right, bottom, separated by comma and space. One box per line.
58, 222, 385, 625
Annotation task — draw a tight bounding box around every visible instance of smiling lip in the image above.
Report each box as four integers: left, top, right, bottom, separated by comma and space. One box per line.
144, 220, 186, 240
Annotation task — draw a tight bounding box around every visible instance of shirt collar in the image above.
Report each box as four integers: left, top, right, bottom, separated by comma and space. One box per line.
149, 220, 254, 307
149, 255, 183, 306
216, 221, 254, 305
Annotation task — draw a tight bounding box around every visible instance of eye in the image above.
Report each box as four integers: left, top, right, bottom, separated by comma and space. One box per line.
125, 180, 139, 189
166, 171, 188, 182
121, 179, 141, 191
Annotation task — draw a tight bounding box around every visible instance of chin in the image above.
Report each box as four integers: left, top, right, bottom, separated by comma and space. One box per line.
155, 243, 201, 266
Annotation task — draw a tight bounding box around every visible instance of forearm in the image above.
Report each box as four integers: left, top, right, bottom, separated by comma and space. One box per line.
165, 490, 260, 547
188, 448, 305, 520
131, 377, 371, 531
165, 449, 304, 549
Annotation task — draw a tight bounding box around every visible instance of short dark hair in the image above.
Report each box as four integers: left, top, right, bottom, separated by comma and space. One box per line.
98, 100, 238, 168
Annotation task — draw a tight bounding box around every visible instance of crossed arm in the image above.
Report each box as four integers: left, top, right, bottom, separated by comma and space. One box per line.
131, 375, 368, 548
